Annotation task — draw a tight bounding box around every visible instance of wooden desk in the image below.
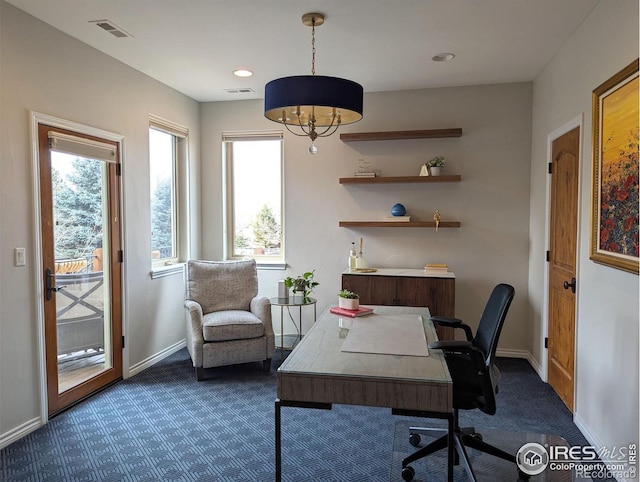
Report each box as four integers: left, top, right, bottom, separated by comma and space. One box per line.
275, 305, 454, 481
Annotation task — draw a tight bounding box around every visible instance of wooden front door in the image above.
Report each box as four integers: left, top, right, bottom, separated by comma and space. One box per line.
38, 124, 123, 417
547, 126, 580, 411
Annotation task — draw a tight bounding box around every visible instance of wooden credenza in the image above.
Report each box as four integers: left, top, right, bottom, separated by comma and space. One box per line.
342, 269, 455, 340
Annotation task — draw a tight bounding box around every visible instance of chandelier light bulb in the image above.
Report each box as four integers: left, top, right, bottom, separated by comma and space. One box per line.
308, 143, 318, 155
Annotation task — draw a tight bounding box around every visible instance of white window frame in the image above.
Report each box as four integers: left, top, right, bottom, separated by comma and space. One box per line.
223, 131, 285, 268
149, 115, 189, 277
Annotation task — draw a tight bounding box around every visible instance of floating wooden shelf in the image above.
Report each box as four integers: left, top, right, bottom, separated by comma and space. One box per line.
339, 221, 461, 228
340, 128, 462, 142
340, 175, 461, 184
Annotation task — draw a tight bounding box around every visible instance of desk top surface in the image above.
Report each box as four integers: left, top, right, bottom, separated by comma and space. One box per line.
277, 305, 452, 412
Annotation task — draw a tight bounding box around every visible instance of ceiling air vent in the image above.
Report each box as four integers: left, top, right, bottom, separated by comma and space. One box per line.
224, 88, 255, 94
90, 20, 132, 39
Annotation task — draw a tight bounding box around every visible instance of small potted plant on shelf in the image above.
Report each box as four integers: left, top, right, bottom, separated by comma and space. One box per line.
284, 270, 319, 302
427, 156, 446, 176
338, 289, 360, 310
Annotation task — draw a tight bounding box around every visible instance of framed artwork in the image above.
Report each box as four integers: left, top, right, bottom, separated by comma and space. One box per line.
591, 59, 639, 274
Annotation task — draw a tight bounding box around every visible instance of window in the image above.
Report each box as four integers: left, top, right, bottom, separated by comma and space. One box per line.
223, 132, 284, 265
149, 116, 189, 271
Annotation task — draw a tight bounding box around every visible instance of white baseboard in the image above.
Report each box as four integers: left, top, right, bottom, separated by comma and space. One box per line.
496, 348, 542, 371
127, 339, 186, 378
0, 417, 42, 450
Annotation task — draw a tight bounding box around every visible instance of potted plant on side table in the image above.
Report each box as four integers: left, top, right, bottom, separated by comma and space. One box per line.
338, 289, 360, 310
284, 270, 319, 302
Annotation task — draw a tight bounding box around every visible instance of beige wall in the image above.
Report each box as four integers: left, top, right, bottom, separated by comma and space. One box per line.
529, 0, 639, 461
0, 2, 200, 441
201, 83, 533, 349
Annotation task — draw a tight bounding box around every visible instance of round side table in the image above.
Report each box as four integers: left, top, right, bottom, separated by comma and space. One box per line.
269, 296, 317, 350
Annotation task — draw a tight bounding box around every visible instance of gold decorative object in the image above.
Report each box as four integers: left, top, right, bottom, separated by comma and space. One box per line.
434, 209, 441, 231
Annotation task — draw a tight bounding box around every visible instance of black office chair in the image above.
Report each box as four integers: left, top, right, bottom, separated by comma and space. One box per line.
401, 283, 525, 482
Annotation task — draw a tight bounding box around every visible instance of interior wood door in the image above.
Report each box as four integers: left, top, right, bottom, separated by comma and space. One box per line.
547, 126, 580, 411
38, 124, 123, 417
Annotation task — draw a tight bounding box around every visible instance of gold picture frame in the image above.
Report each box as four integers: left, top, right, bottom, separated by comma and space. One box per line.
590, 59, 639, 274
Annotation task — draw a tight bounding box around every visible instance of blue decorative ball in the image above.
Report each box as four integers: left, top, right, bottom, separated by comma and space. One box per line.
391, 203, 406, 216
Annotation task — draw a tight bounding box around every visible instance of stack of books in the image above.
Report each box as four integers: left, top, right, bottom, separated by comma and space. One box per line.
353, 172, 376, 177
329, 306, 374, 317
424, 263, 448, 274
385, 215, 411, 222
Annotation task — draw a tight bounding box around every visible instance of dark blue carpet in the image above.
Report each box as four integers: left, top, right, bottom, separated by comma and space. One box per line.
0, 350, 593, 481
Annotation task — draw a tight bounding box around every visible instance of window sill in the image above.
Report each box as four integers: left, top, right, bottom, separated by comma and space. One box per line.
257, 262, 287, 270
151, 262, 185, 279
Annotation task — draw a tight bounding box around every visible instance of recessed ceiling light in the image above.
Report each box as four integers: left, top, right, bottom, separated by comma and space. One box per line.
432, 53, 455, 62
233, 69, 253, 77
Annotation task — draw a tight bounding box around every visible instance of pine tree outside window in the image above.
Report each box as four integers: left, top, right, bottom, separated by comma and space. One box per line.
223, 132, 284, 265
149, 116, 189, 271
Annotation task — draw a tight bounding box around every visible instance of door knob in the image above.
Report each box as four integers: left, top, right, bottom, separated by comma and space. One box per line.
563, 277, 576, 293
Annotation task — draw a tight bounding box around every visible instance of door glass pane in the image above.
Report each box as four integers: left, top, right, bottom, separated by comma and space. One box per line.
51, 152, 112, 394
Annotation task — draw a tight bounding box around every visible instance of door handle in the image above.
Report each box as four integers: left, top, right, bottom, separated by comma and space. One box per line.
45, 268, 67, 300
563, 277, 576, 294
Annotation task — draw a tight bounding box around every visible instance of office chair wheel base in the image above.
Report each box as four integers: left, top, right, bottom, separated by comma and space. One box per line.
470, 432, 483, 441
409, 433, 421, 447
401, 465, 415, 481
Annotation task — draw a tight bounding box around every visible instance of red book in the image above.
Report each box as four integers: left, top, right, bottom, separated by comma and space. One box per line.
329, 306, 374, 318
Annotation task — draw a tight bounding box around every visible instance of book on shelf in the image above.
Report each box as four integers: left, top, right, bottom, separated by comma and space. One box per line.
353, 172, 376, 177
385, 216, 411, 222
329, 306, 374, 317
424, 263, 448, 273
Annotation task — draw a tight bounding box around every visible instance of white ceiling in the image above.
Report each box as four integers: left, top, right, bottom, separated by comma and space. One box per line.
7, 0, 600, 102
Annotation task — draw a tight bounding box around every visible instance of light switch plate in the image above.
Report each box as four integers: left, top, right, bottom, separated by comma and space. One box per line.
15, 247, 26, 267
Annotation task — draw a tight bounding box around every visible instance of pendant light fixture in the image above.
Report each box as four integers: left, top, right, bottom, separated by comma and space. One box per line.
264, 13, 363, 154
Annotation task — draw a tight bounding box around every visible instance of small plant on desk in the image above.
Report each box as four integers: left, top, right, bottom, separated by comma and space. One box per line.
338, 289, 360, 310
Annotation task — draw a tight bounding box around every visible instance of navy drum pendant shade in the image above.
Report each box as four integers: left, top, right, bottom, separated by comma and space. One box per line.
263, 13, 363, 153
264, 75, 363, 127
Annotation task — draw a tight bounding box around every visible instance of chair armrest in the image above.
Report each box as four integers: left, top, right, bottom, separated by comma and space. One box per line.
251, 296, 274, 337
430, 316, 463, 325
429, 340, 487, 372
251, 296, 275, 359
428, 339, 473, 351
430, 316, 473, 341
184, 299, 205, 367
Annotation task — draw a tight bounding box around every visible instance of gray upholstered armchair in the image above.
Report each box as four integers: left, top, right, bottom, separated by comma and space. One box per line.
184, 259, 275, 381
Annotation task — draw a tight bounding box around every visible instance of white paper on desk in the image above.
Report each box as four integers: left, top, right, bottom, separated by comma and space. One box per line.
341, 314, 429, 357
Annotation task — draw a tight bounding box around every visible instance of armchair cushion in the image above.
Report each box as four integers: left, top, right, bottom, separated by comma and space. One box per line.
202, 310, 265, 342
187, 259, 258, 314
